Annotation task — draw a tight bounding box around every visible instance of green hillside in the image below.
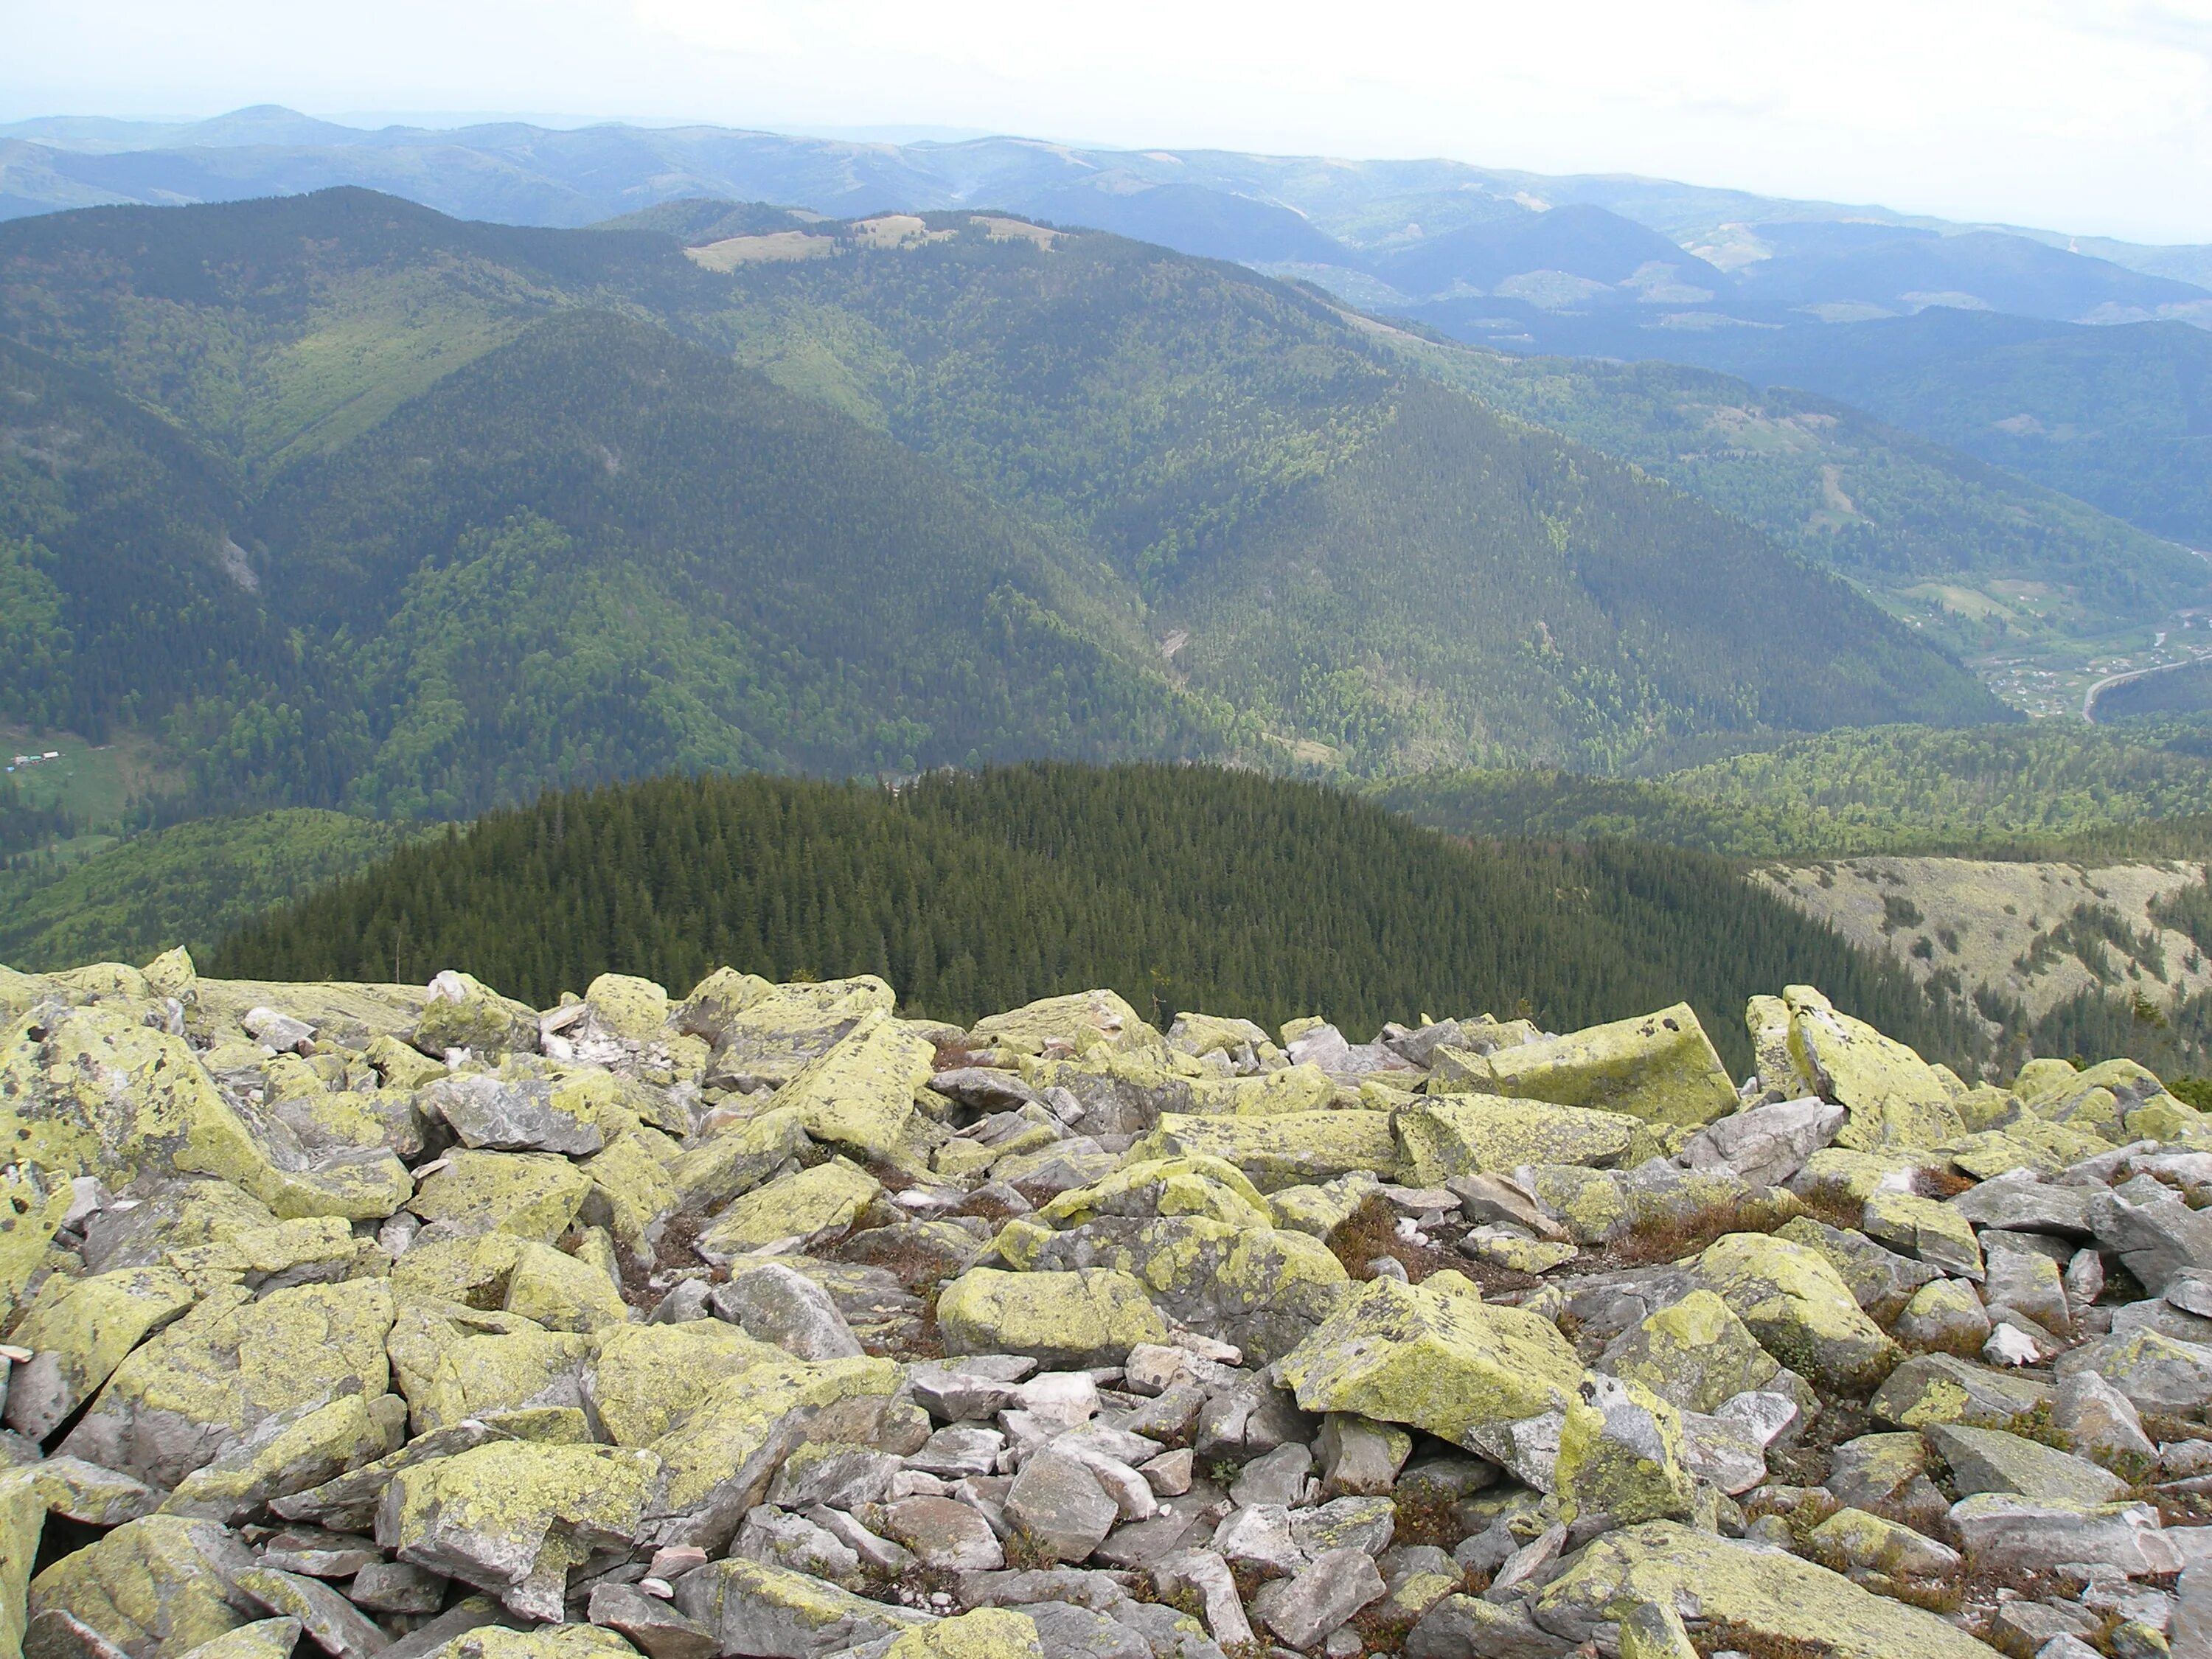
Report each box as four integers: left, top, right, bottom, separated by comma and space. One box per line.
0, 188, 2003, 811
209, 762, 1982, 1076
0, 336, 371, 807
251, 310, 1228, 815
1380, 718, 2212, 858
1385, 330, 2206, 656
0, 808, 420, 970
1638, 311, 2212, 552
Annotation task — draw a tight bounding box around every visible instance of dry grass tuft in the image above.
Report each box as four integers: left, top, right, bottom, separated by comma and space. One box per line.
1326, 1195, 1464, 1284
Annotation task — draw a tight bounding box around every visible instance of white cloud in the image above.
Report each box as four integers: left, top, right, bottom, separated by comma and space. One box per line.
5, 0, 2210, 240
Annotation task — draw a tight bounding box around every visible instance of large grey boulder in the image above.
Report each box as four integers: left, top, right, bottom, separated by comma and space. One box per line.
1926, 1424, 2132, 1506
2057, 1329, 2212, 1415
1004, 1450, 1119, 1563
2090, 1186, 2212, 1295
417, 1074, 603, 1155
1948, 1495, 2176, 1577
1677, 1097, 1844, 1187
670, 1558, 929, 1656
710, 1264, 863, 1361
1406, 1595, 1573, 1659
2052, 1372, 2157, 1481
1949, 1175, 2093, 1237
1250, 1547, 1386, 1649
731, 1506, 862, 1581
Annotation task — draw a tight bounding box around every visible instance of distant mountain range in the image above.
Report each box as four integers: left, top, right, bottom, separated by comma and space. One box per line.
4, 106, 2207, 324
4, 108, 2204, 557
1, 187, 2020, 825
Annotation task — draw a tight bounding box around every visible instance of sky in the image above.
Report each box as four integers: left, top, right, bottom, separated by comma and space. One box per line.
6, 0, 2212, 244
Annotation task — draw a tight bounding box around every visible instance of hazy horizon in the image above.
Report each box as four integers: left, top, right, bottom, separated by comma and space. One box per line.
7, 0, 2211, 246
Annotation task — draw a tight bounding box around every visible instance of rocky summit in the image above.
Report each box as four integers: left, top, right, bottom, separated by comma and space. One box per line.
6, 957, 2212, 1659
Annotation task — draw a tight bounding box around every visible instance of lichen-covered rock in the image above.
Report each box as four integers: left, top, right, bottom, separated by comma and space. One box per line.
385, 1300, 595, 1434
1893, 1278, 1992, 1357
415, 1626, 641, 1659
409, 1149, 593, 1242
27, 1514, 258, 1658
1781, 986, 1966, 1151
1772, 1215, 1940, 1315
418, 1074, 605, 1156
666, 1105, 810, 1215
60, 1278, 395, 1489
675, 967, 778, 1041
1128, 1110, 1399, 1192
1450, 1004, 1738, 1127
695, 1159, 882, 1262
4, 1264, 199, 1440
1267, 1172, 1386, 1237
1925, 1422, 2132, 1506
380, 1439, 660, 1619
703, 977, 897, 1091
503, 1241, 630, 1332
711, 1262, 862, 1360
1691, 1231, 1902, 1391
585, 973, 671, 1041
1555, 1376, 1696, 1525
1278, 1274, 1582, 1446
170, 1618, 307, 1659
881, 1609, 1042, 1659
2056, 1326, 2212, 1414
1, 1467, 41, 1659
1868, 1353, 2051, 1428
670, 1554, 931, 1658
641, 1353, 901, 1550
1678, 1096, 1846, 1187
972, 990, 1158, 1058
162, 1391, 403, 1521
590, 1321, 785, 1446
3, 1002, 411, 1221
1395, 1096, 1641, 1186
1018, 1210, 1349, 1362
411, 972, 539, 1057
1531, 1520, 1995, 1659
1861, 1189, 1984, 1279
1185, 1062, 1338, 1117
1802, 1506, 1962, 1582
1596, 1289, 1780, 1413
772, 1013, 936, 1164
0, 1163, 72, 1326
937, 1267, 1168, 1368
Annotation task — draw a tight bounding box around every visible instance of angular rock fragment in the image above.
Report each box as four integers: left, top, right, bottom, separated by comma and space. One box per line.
61, 1279, 395, 1489
1250, 1547, 1386, 1649
1532, 1520, 1997, 1659
1278, 1275, 1582, 1446
671, 1555, 931, 1658
1691, 1231, 1901, 1391
27, 1514, 259, 1659
936, 1267, 1168, 1369
380, 1439, 659, 1619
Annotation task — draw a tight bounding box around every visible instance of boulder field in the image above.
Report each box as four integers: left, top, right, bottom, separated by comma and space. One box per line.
3, 953, 2212, 1659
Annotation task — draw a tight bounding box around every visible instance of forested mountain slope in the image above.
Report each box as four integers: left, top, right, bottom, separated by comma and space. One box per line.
1543, 309, 2212, 552
210, 762, 1982, 1077
0, 189, 2003, 806
251, 310, 1228, 813
1376, 326, 2206, 654
0, 808, 421, 970
0, 335, 361, 799
1380, 719, 2212, 858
